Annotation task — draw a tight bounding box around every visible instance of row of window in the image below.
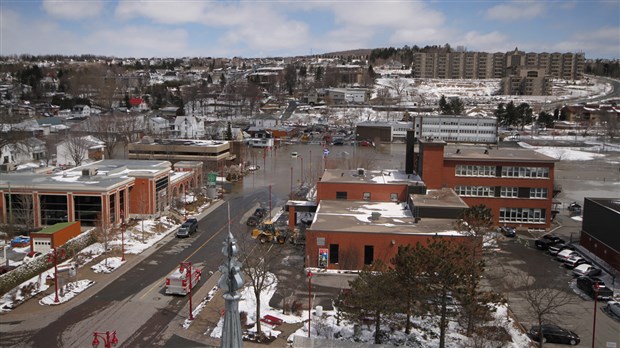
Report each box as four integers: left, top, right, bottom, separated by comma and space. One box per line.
499, 208, 546, 224
455, 186, 548, 199
456, 165, 496, 177
456, 165, 550, 178
501, 166, 550, 178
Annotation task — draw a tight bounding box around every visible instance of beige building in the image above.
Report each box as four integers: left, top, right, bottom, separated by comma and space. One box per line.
411, 49, 585, 88
128, 138, 235, 165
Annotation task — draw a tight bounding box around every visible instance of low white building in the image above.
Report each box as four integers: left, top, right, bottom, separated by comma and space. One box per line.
413, 115, 497, 144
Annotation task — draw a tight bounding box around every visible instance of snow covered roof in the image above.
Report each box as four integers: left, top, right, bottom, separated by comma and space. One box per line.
0, 159, 172, 191
310, 200, 465, 235
320, 169, 422, 185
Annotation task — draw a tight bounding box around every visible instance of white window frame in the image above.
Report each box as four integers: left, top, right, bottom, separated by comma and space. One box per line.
529, 188, 548, 199
500, 187, 518, 198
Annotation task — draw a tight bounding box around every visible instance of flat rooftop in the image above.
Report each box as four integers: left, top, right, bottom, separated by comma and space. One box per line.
320, 169, 422, 185
443, 146, 556, 163
0, 159, 172, 191
137, 138, 228, 147
411, 188, 469, 209
587, 198, 620, 214
310, 200, 466, 235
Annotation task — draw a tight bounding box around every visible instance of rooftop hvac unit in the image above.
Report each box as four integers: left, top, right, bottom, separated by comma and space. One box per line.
357, 168, 365, 176
81, 168, 98, 176
370, 212, 381, 220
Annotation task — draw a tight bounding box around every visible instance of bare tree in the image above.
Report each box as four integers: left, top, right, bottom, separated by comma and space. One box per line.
86, 114, 122, 159
63, 134, 90, 166
387, 77, 411, 99
519, 275, 575, 347
240, 241, 282, 338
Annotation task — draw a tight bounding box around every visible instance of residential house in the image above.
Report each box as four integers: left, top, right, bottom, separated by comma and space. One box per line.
173, 115, 205, 139
56, 135, 105, 166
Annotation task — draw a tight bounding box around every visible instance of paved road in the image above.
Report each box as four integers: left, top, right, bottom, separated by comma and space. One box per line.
0, 188, 272, 347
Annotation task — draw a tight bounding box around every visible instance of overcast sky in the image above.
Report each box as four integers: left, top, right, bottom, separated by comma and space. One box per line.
1, 0, 619, 59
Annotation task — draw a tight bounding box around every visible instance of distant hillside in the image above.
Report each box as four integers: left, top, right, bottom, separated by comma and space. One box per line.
319, 49, 373, 58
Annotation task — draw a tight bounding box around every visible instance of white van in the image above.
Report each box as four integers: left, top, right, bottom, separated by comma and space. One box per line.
165, 267, 201, 295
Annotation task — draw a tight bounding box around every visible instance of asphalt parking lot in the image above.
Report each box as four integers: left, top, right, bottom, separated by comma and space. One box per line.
485, 208, 619, 347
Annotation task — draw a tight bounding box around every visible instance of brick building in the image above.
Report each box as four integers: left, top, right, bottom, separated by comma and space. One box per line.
414, 139, 557, 230
0, 159, 201, 228
304, 168, 474, 270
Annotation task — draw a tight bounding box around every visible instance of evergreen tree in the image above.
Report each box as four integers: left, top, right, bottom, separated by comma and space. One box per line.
450, 98, 464, 115
439, 95, 452, 114
537, 111, 554, 128
340, 261, 399, 344
225, 122, 233, 140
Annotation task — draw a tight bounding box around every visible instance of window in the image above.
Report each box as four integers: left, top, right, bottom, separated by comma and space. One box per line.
529, 188, 548, 199
455, 165, 496, 177
390, 193, 398, 202
499, 208, 546, 224
363, 192, 371, 201
455, 186, 493, 197
336, 191, 348, 200
500, 187, 518, 197
329, 244, 339, 264
364, 245, 374, 265
501, 166, 549, 178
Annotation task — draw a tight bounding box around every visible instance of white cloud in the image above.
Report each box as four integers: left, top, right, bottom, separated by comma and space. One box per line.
42, 0, 105, 19
457, 31, 512, 52
485, 2, 546, 21
0, 9, 190, 57
553, 26, 620, 58
115, 0, 209, 24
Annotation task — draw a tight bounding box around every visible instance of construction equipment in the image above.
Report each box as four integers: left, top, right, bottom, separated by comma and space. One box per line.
251, 221, 288, 244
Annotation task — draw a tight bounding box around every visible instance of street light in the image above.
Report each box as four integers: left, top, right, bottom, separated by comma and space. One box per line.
47, 248, 66, 303
180, 261, 194, 320
92, 330, 118, 348
307, 270, 313, 338
120, 210, 125, 262
591, 284, 599, 348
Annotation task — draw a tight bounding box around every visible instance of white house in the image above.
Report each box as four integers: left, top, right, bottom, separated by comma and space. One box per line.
173, 115, 205, 139
56, 135, 105, 166
253, 114, 278, 128
71, 105, 91, 118
147, 116, 170, 135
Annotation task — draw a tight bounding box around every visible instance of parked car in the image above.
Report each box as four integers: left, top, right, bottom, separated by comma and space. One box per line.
528, 324, 580, 345
253, 208, 267, 219
23, 251, 42, 263
563, 255, 586, 269
498, 225, 516, 237
246, 215, 260, 227
331, 139, 344, 146
10, 235, 30, 248
290, 152, 299, 158
607, 301, 620, 317
568, 202, 582, 216
535, 235, 565, 250
556, 249, 579, 262
548, 243, 575, 256
572, 264, 602, 277
576, 276, 614, 300
176, 221, 197, 238
185, 217, 199, 230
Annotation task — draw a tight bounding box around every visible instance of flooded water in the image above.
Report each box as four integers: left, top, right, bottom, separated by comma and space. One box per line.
230, 143, 408, 201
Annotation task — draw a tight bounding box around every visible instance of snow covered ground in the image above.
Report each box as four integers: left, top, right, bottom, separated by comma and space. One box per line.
0, 212, 197, 312
206, 272, 532, 347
